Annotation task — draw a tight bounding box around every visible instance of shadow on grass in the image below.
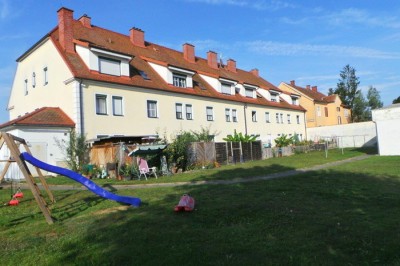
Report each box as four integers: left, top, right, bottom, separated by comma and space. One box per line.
49, 166, 400, 265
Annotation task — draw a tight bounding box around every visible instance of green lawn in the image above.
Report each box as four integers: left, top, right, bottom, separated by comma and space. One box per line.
1, 148, 400, 265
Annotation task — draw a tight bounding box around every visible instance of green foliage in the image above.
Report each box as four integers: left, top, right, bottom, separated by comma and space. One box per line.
392, 96, 400, 104
56, 129, 89, 172
274, 134, 294, 147
191, 125, 216, 142
352, 90, 369, 122
367, 86, 383, 110
223, 129, 259, 142
164, 131, 196, 171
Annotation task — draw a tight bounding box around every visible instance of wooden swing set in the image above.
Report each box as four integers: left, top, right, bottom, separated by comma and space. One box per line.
0, 132, 55, 224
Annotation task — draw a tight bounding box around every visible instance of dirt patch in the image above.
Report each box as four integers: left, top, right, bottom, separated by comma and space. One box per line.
93, 205, 131, 215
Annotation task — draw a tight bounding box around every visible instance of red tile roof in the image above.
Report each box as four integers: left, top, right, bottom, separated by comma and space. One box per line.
44, 9, 304, 112
285, 83, 337, 104
0, 107, 75, 128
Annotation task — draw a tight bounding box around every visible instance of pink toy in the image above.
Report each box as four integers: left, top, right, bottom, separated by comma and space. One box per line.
174, 194, 195, 212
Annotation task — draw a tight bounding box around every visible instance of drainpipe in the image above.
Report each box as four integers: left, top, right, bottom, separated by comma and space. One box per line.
243, 103, 248, 135
78, 80, 84, 135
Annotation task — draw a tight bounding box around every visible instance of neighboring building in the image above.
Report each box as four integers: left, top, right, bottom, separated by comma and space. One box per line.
279, 80, 351, 128
372, 103, 400, 156
0, 107, 75, 177
7, 7, 306, 148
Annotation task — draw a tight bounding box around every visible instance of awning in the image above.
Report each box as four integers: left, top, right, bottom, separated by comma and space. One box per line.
128, 144, 167, 156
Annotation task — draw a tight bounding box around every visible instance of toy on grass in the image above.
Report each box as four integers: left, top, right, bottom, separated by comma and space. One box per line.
7, 179, 23, 206
174, 194, 195, 212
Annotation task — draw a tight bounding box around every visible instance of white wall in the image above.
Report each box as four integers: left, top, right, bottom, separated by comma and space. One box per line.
307, 121, 377, 148
372, 104, 400, 155
0, 128, 71, 179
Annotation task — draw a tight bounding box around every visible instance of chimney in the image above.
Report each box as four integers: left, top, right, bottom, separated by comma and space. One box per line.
130, 27, 145, 48
250, 68, 259, 77
306, 85, 311, 90
78, 14, 91, 28
312, 86, 318, 92
57, 7, 75, 53
226, 59, 236, 72
290, 80, 295, 86
183, 43, 195, 63
207, 51, 218, 69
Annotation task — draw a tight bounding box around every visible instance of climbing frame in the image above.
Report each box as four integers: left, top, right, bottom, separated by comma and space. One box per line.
0, 132, 55, 224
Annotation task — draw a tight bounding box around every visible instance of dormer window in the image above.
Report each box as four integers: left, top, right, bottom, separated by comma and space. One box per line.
269, 90, 280, 102
291, 95, 300, 105
168, 66, 195, 88
243, 84, 257, 98
99, 57, 121, 76
218, 78, 236, 95
221, 83, 232, 94
173, 73, 187, 88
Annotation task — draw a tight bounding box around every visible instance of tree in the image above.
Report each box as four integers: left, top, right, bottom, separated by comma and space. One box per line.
334, 65, 360, 122
56, 129, 89, 172
367, 86, 383, 110
352, 91, 368, 122
393, 96, 400, 104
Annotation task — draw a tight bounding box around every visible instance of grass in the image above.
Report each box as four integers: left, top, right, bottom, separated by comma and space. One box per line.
2, 147, 400, 265
42, 147, 371, 186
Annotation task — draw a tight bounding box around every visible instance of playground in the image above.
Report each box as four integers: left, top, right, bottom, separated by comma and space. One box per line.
1, 133, 400, 264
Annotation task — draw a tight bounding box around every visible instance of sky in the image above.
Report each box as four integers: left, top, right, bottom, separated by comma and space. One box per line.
1, 0, 400, 123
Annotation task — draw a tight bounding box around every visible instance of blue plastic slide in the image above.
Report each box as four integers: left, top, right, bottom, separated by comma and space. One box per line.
20, 152, 141, 207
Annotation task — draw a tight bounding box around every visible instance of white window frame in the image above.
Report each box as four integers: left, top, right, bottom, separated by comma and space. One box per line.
221, 83, 232, 95
232, 109, 237, 122
112, 96, 123, 116
43, 67, 48, 86
225, 108, 231, 122
96, 94, 108, 115
173, 73, 187, 88
317, 106, 321, 117
296, 115, 300, 124
206, 106, 214, 121
265, 112, 270, 123
245, 88, 254, 98
24, 79, 28, 95
186, 104, 193, 120
271, 94, 278, 102
276, 113, 279, 123
176, 103, 183, 119
287, 114, 291, 124
32, 72, 36, 88
280, 113, 284, 124
147, 100, 158, 118
252, 111, 257, 122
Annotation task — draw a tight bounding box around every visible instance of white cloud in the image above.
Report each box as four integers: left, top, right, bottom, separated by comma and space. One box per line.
243, 40, 400, 59
0, 0, 10, 19
183, 0, 295, 10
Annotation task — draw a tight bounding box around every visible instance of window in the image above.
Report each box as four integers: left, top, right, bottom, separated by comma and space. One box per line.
112, 96, 123, 116
271, 93, 278, 102
206, 107, 214, 121
280, 113, 284, 124
287, 114, 291, 124
276, 113, 279, 123
317, 106, 321, 116
176, 103, 183, 119
96, 94, 107, 115
99, 57, 121, 76
252, 111, 257, 122
173, 73, 187, 88
337, 107, 341, 112
338, 116, 342, 124
24, 79, 28, 95
221, 83, 231, 94
245, 88, 254, 98
32, 72, 36, 88
232, 109, 237, 122
296, 115, 300, 124
325, 107, 329, 117
265, 112, 270, 123
186, 104, 193, 120
147, 100, 158, 118
225, 108, 231, 122
43, 67, 48, 85
344, 109, 349, 117
291, 97, 298, 105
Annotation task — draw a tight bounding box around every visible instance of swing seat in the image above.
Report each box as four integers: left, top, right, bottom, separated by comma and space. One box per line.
14, 192, 24, 198
8, 199, 19, 206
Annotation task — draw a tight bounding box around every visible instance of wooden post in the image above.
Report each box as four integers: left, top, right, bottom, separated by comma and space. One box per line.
0, 132, 54, 224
